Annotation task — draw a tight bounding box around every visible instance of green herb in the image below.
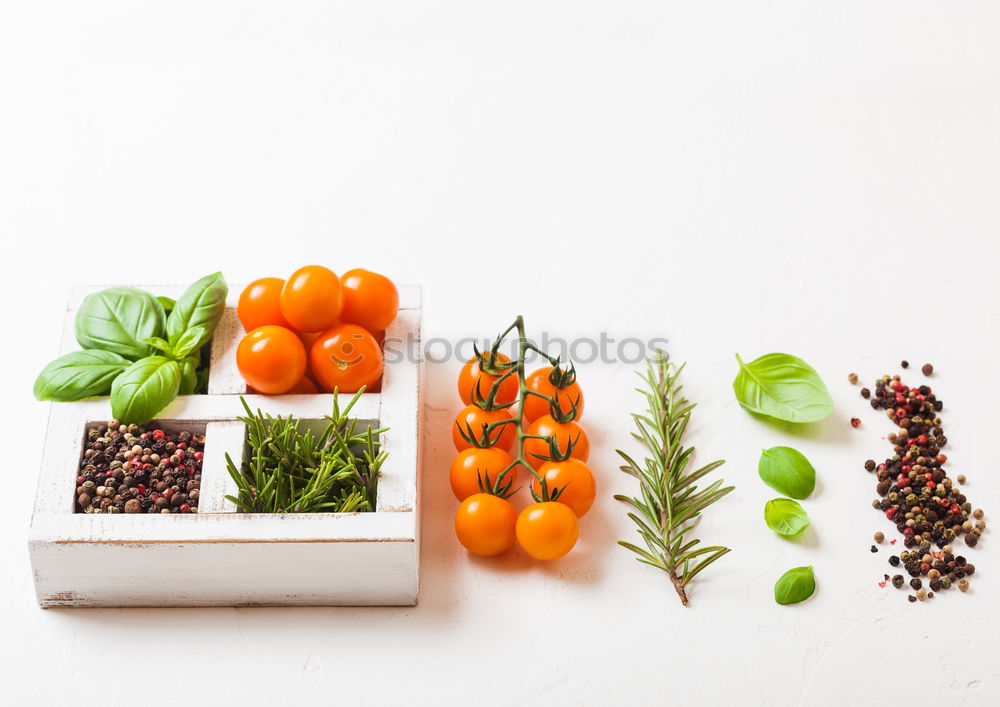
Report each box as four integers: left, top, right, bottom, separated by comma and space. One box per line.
110, 356, 182, 425
764, 498, 811, 536
75, 287, 166, 360
35, 274, 228, 423
758, 446, 816, 499
774, 565, 816, 604
733, 353, 833, 423
225, 391, 387, 514
616, 351, 734, 606
166, 272, 227, 350
33, 350, 132, 401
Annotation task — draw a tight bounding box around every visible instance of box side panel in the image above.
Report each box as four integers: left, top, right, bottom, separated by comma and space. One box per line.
30, 538, 417, 607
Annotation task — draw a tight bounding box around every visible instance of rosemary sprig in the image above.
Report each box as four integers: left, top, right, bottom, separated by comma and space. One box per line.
225, 389, 388, 514
615, 351, 734, 606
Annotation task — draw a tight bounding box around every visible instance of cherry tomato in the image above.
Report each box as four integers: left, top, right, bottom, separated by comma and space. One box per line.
454, 493, 518, 557
287, 375, 319, 395
453, 404, 516, 452
237, 277, 290, 332
236, 325, 307, 394
531, 459, 596, 517
523, 366, 585, 423
457, 352, 518, 405
339, 268, 399, 332
450, 447, 521, 501
279, 265, 343, 333
516, 502, 579, 560
523, 415, 590, 470
310, 324, 383, 393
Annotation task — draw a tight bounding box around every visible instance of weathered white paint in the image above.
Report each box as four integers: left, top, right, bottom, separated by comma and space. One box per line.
29, 284, 421, 607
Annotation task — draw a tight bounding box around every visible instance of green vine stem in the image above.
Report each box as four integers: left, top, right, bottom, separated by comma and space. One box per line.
464, 315, 572, 502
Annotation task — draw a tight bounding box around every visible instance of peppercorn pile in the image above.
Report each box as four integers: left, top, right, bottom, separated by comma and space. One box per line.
75, 420, 204, 514
863, 373, 986, 601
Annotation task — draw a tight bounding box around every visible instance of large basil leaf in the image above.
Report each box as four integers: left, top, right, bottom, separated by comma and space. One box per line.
764, 498, 811, 537
733, 353, 833, 423
110, 356, 181, 425
166, 272, 228, 349
76, 287, 166, 360
774, 566, 816, 605
758, 446, 816, 499
33, 350, 131, 401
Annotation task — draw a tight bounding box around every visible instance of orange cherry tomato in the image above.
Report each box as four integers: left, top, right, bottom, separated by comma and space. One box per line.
236, 325, 307, 395
310, 324, 383, 393
286, 375, 319, 394
523, 366, 585, 423
457, 352, 518, 405
279, 265, 343, 333
523, 415, 590, 470
450, 447, 521, 501
339, 268, 399, 332
452, 404, 516, 452
516, 502, 579, 560
454, 493, 518, 557
531, 459, 596, 517
237, 277, 290, 332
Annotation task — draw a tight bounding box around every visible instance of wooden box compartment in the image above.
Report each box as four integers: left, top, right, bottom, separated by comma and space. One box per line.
29, 284, 421, 608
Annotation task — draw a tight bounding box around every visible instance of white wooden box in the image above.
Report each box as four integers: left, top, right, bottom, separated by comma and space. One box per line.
28, 284, 422, 608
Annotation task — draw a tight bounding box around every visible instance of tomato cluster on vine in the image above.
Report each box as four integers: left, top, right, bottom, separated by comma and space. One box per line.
236, 266, 397, 395
450, 318, 596, 561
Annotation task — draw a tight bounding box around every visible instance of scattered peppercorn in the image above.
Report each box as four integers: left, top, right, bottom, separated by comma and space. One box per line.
958, 579, 969, 592
921, 363, 933, 376
851, 417, 862, 428
892, 575, 905, 588
874, 531, 885, 543
901, 360, 909, 369
861, 387, 871, 399
863, 373, 984, 602
848, 372, 859, 385
916, 588, 927, 601
74, 420, 203, 515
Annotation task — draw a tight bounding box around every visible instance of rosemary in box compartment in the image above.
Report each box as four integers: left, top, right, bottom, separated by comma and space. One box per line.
225, 390, 387, 513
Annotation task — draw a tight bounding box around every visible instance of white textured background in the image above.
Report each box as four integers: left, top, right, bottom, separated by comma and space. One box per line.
2, 2, 999, 705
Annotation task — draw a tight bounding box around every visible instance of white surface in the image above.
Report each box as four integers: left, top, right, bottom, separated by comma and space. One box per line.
1, 1, 998, 704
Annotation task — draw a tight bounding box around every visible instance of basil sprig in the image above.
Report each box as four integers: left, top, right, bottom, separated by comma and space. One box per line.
33, 273, 228, 424
733, 353, 833, 423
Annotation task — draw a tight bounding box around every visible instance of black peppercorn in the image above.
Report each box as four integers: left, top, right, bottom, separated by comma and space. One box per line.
910, 578, 922, 590
889, 555, 900, 566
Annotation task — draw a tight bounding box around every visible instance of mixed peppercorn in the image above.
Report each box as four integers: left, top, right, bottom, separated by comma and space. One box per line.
75, 420, 204, 514
862, 371, 985, 601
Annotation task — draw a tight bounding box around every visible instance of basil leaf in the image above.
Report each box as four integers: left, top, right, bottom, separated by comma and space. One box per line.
774, 566, 816, 605
157, 296, 176, 314
764, 498, 811, 536
166, 272, 228, 350
110, 356, 181, 425
178, 356, 199, 395
142, 336, 175, 357
173, 326, 207, 360
76, 287, 166, 360
758, 446, 816, 499
33, 350, 131, 401
733, 353, 833, 423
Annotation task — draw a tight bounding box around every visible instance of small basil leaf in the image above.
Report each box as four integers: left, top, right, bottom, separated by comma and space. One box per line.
178, 356, 199, 395
733, 353, 833, 423
33, 350, 132, 401
758, 446, 816, 499
76, 287, 166, 360
173, 326, 207, 360
157, 296, 176, 314
774, 566, 816, 605
110, 356, 181, 425
141, 336, 175, 357
764, 498, 811, 537
166, 272, 228, 349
